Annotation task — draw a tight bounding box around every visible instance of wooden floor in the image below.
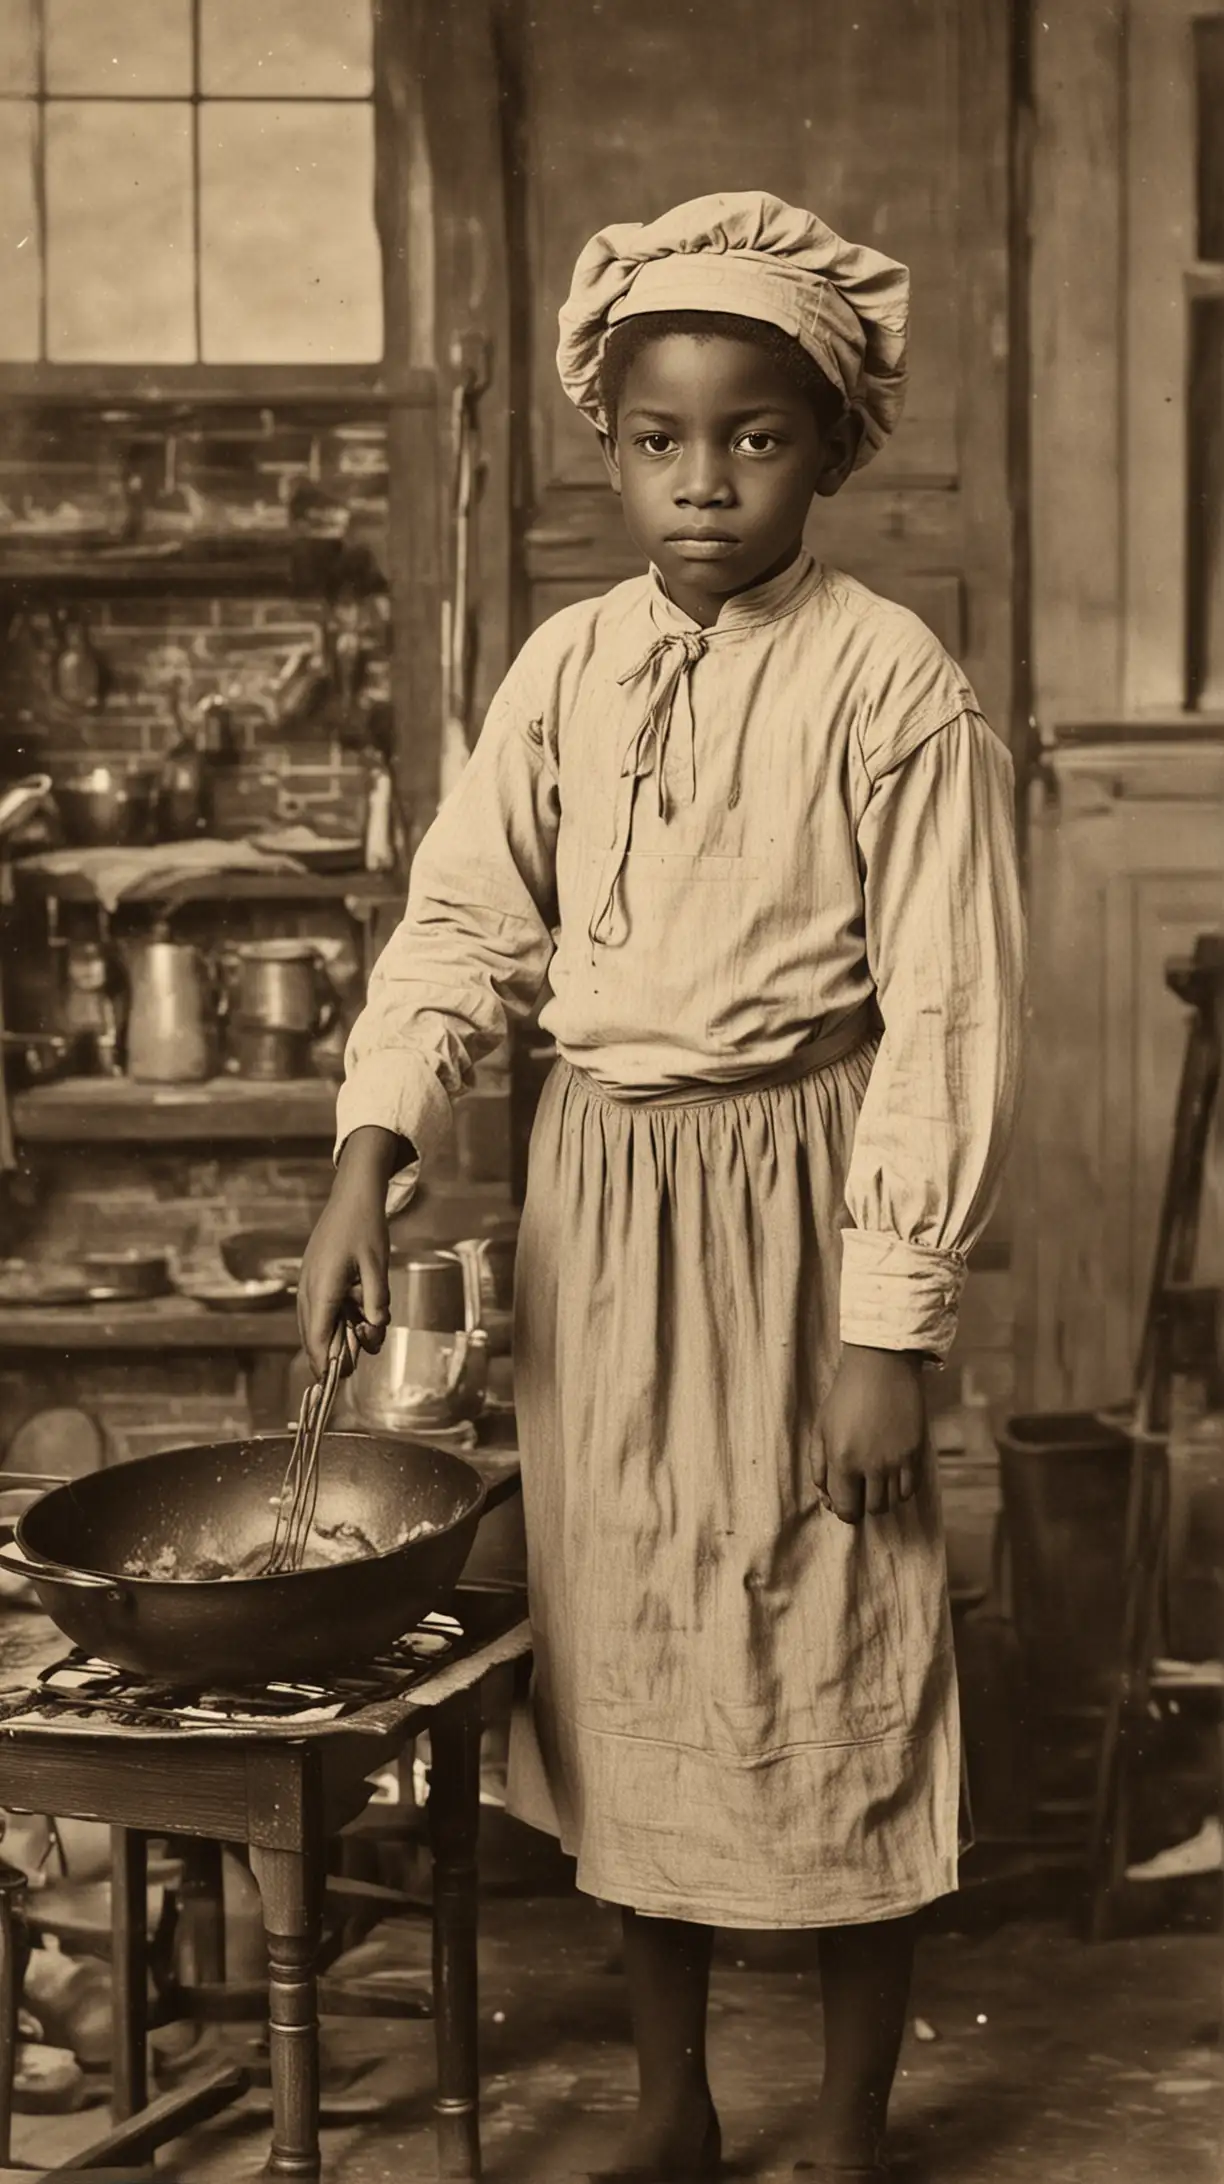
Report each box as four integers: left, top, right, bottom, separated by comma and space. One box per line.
15, 1831, 1221, 2183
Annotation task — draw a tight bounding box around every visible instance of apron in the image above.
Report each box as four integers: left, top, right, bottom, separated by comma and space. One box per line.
507, 1008, 964, 1928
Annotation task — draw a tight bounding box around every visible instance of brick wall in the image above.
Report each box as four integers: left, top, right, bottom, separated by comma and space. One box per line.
0, 403, 413, 1459
0, 404, 392, 836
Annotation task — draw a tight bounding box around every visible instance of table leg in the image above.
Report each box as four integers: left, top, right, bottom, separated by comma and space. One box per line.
0, 1867, 26, 2166
111, 1827, 149, 2121
175, 1837, 227, 1987
427, 1688, 483, 2180
249, 1843, 322, 2180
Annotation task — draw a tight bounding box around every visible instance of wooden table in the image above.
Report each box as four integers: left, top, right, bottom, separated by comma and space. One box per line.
0, 1462, 527, 2182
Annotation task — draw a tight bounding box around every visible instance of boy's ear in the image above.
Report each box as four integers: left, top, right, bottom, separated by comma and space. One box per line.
598, 431, 623, 495
814, 409, 864, 500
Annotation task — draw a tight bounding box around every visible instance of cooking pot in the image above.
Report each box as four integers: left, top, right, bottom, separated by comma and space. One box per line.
55, 764, 157, 849
0, 1434, 486, 1689
222, 941, 336, 1037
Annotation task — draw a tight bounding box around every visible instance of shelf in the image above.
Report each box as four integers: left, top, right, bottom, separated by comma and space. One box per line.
0, 1296, 301, 1351
0, 365, 431, 409
13, 866, 405, 909
11, 1075, 338, 1145
0, 534, 382, 599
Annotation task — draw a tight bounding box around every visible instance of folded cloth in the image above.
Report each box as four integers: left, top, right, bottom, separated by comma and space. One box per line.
28, 838, 305, 913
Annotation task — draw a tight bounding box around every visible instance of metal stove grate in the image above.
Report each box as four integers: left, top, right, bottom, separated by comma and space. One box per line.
0, 1611, 466, 1731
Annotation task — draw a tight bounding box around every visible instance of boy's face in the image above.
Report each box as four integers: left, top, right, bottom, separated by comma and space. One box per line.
600, 332, 859, 626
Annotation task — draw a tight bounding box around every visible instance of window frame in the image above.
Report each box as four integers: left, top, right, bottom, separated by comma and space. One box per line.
0, 0, 427, 404
1122, 0, 1224, 715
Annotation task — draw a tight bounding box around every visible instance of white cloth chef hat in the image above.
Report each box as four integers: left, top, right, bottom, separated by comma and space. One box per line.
557, 190, 910, 470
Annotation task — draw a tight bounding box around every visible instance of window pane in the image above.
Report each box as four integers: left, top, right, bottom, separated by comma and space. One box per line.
1188, 300, 1224, 706
0, 101, 38, 358
0, 0, 36, 93
1196, 17, 1224, 263
45, 0, 193, 94
45, 103, 194, 361
200, 0, 373, 97
199, 103, 381, 362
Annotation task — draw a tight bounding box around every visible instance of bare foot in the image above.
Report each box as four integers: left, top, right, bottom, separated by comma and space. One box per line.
596, 2098, 722, 2179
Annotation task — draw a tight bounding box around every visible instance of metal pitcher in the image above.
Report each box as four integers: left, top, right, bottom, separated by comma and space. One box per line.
348, 1244, 489, 1433
125, 937, 217, 1084
449, 1226, 516, 1356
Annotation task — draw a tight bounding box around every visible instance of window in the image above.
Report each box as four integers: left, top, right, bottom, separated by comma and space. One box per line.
1189, 14, 1224, 707
1123, 2, 1224, 714
0, 0, 383, 366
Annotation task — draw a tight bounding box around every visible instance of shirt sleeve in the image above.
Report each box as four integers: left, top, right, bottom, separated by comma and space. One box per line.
334, 653, 560, 1213
839, 708, 1026, 1359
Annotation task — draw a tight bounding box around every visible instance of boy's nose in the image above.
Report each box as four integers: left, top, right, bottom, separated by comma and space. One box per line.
674, 454, 734, 507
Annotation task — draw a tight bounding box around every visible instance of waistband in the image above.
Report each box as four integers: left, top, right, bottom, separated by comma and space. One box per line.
563, 1000, 878, 1111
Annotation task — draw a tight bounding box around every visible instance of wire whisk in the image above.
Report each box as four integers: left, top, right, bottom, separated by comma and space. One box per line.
260, 1317, 361, 1577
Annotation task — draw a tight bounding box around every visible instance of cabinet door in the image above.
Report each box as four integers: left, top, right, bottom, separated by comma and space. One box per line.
514, 0, 1015, 739
1019, 743, 1224, 1411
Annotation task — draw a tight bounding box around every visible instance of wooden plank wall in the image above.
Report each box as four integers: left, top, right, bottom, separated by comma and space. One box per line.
514, 0, 1018, 752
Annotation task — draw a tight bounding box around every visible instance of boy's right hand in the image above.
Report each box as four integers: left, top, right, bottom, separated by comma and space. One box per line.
297, 1125, 406, 1380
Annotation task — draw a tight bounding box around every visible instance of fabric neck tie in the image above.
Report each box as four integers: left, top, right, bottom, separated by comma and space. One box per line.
588, 629, 707, 955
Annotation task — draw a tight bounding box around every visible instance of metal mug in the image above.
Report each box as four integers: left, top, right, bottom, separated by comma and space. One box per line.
225, 1022, 315, 1081
55, 764, 156, 849
222, 940, 337, 1037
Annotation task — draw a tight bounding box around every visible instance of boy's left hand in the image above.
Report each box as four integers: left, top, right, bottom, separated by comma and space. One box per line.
812, 1343, 926, 1523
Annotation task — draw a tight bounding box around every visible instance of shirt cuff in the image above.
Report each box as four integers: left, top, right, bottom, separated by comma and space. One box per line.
839, 1230, 966, 1360
333, 1051, 454, 1219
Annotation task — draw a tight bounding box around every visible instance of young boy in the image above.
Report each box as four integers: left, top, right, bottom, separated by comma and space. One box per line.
300, 192, 1025, 2181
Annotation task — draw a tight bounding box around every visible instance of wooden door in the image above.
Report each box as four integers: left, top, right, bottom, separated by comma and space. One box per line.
512, 0, 1017, 744
1018, 737, 1224, 1412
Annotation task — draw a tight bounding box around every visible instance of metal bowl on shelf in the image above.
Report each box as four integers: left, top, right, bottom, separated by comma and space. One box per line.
79, 1250, 170, 1302
219, 1225, 315, 1290
54, 763, 157, 849
0, 1260, 96, 1309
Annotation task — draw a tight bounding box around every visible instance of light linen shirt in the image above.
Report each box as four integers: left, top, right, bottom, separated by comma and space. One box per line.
337, 552, 1025, 1358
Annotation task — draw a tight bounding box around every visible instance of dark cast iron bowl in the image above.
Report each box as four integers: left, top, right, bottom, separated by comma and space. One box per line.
0, 1433, 486, 1690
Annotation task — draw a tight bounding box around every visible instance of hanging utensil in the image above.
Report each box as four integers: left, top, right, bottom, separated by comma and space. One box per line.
155, 678, 211, 841
439, 343, 491, 801
51, 609, 107, 712
148, 432, 204, 532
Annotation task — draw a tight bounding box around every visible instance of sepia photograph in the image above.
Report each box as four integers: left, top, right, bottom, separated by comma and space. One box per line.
0, 1, 1218, 2179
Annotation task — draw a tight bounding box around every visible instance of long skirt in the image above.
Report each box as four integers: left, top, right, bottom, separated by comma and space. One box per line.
506, 1040, 963, 1929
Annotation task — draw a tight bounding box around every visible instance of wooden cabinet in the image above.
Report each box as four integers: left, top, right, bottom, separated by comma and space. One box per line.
1017, 735, 1224, 1411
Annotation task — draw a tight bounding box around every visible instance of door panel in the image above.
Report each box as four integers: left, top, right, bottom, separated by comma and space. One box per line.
516, 0, 1013, 734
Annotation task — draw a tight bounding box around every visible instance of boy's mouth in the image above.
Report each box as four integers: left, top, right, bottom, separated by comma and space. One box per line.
664, 529, 741, 558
